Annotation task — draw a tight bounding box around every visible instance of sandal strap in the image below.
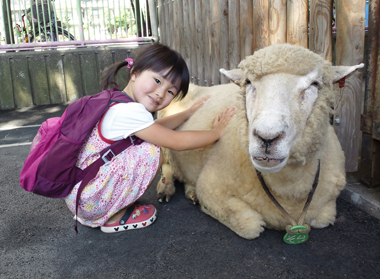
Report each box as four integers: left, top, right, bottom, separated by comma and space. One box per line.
119, 205, 136, 225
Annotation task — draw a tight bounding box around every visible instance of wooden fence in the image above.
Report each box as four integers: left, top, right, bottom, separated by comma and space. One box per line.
158, 0, 367, 173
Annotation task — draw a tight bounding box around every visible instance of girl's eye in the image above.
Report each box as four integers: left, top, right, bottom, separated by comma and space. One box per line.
168, 90, 174, 95
154, 78, 161, 84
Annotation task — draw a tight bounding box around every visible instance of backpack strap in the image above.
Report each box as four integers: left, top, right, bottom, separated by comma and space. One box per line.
74, 135, 143, 233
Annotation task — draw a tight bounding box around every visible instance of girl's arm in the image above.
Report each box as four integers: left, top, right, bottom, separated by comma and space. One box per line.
135, 107, 236, 151
155, 95, 210, 130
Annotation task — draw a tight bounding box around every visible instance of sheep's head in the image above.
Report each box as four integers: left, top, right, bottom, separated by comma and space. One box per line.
221, 44, 363, 173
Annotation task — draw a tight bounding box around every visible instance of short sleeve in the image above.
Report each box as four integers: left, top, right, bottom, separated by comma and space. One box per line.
100, 103, 155, 141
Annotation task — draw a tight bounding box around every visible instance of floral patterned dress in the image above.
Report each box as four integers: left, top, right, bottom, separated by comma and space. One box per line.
64, 120, 160, 228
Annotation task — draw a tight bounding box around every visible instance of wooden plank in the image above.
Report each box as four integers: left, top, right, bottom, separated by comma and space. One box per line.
168, 0, 175, 49
360, 133, 380, 187
45, 52, 66, 104
253, 0, 269, 52
228, 0, 240, 69
172, 0, 180, 52
62, 52, 83, 102
11, 55, 33, 108
269, 0, 287, 45
195, 0, 204, 86
158, 0, 164, 43
240, 0, 253, 58
219, 0, 229, 84
334, 0, 366, 172
287, 0, 308, 47
164, 0, 171, 47
362, 0, 380, 126
203, 0, 211, 85
28, 54, 50, 105
178, 1, 188, 57
210, 0, 221, 85
80, 51, 99, 96
0, 56, 15, 109
309, 0, 333, 61
182, 0, 192, 75
189, 0, 198, 84
370, 0, 380, 141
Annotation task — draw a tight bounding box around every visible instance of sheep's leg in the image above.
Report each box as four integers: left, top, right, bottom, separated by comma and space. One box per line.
309, 199, 337, 229
157, 163, 176, 203
196, 171, 265, 239
184, 183, 198, 205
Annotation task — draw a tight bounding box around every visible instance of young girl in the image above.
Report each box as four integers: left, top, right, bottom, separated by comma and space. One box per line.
64, 43, 236, 233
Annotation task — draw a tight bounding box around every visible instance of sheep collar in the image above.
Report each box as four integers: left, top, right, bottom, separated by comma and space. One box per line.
256, 160, 321, 244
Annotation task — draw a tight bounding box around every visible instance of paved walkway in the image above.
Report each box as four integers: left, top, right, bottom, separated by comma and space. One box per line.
1, 105, 379, 279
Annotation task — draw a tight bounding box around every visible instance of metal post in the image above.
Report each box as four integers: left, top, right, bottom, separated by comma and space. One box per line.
76, 0, 84, 45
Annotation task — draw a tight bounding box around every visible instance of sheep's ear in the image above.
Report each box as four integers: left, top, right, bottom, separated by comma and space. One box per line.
220, 68, 243, 85
332, 63, 364, 83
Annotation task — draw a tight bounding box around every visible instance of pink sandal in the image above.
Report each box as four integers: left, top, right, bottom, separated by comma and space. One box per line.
100, 204, 157, 233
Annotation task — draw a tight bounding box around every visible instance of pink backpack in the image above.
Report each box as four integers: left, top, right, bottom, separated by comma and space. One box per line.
20, 111, 67, 193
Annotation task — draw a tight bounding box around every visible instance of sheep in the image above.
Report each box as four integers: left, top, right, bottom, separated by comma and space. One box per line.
157, 44, 364, 239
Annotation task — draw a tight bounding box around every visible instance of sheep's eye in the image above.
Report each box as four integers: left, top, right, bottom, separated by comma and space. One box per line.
246, 79, 251, 84
311, 81, 319, 87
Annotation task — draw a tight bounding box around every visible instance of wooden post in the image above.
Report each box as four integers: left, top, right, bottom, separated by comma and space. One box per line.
172, 0, 181, 52
219, 0, 229, 84
269, 0, 287, 45
334, 0, 366, 172
189, 0, 197, 85
157, 0, 164, 43
309, 0, 333, 61
195, 0, 204, 85
164, 0, 171, 47
203, 0, 211, 85
287, 0, 308, 47
168, 0, 174, 48
253, 0, 269, 52
148, 0, 159, 41
210, 0, 221, 85
177, 0, 185, 56
182, 0, 192, 75
360, 0, 380, 187
240, 0, 253, 58
228, 0, 240, 68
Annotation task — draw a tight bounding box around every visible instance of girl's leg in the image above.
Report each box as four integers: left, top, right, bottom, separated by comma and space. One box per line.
146, 148, 164, 188
104, 148, 163, 225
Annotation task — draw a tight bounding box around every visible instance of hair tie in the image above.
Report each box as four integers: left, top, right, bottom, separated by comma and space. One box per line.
125, 58, 133, 68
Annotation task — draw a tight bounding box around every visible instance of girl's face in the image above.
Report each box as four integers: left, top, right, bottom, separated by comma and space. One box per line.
129, 69, 179, 113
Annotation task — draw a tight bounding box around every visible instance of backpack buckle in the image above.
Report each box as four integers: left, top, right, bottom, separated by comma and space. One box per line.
102, 149, 115, 163
130, 135, 135, 145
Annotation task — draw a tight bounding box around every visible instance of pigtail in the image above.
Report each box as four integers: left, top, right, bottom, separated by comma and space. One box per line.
100, 61, 130, 90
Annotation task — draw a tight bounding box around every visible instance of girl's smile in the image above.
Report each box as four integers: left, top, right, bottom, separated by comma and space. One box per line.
125, 70, 179, 113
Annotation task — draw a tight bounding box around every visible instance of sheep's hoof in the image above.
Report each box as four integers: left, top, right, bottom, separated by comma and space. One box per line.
185, 190, 198, 205
156, 181, 175, 203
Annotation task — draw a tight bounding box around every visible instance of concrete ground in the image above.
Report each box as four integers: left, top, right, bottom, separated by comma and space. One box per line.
1, 105, 380, 279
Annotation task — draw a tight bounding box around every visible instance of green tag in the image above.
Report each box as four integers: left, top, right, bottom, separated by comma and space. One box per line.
283, 225, 309, 244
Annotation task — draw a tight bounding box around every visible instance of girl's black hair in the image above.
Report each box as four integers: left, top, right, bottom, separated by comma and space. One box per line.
101, 43, 190, 100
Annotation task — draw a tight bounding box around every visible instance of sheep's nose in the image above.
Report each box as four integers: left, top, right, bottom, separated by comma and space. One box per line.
253, 131, 284, 154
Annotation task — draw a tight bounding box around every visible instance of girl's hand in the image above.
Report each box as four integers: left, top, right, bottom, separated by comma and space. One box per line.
212, 107, 237, 138
186, 95, 211, 117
